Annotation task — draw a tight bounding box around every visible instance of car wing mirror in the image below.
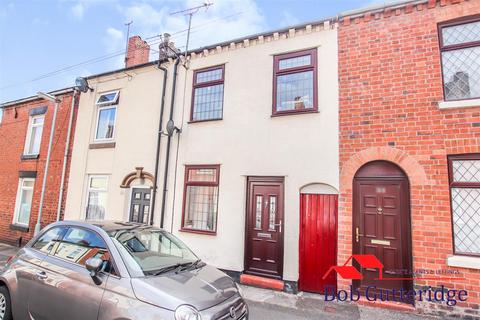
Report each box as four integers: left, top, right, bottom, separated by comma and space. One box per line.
85, 257, 104, 285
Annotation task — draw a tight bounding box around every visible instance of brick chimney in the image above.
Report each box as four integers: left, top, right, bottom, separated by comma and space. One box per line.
125, 36, 150, 68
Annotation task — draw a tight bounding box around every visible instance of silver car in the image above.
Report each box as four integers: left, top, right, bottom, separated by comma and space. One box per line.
0, 221, 248, 320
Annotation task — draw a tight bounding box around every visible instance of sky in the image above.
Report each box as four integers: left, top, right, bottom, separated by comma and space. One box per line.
0, 0, 382, 102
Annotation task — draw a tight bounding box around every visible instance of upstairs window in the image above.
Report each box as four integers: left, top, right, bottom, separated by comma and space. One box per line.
181, 165, 220, 234
448, 154, 480, 256
24, 115, 44, 156
0, 107, 3, 124
273, 48, 317, 115
191, 66, 224, 122
95, 91, 119, 141
439, 18, 480, 101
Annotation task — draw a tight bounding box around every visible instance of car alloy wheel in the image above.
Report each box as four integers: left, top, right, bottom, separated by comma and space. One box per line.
0, 293, 6, 320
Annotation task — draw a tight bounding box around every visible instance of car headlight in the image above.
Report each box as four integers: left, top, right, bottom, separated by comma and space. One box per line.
174, 305, 201, 320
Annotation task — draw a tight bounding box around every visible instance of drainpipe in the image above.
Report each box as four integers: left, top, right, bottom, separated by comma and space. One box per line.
56, 90, 78, 221
150, 64, 168, 226
160, 57, 181, 228
35, 92, 61, 235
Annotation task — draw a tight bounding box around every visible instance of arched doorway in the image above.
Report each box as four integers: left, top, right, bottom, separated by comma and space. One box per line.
353, 161, 413, 297
299, 183, 338, 294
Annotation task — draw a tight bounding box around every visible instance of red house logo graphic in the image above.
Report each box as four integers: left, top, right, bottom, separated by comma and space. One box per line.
322, 254, 384, 280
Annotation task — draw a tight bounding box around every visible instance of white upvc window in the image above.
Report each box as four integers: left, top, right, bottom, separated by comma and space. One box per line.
85, 175, 108, 220
0, 107, 4, 124
13, 178, 35, 226
94, 91, 119, 142
24, 115, 44, 155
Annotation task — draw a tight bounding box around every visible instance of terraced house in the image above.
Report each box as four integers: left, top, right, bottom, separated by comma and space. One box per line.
337, 0, 480, 318
0, 89, 78, 245
64, 20, 339, 294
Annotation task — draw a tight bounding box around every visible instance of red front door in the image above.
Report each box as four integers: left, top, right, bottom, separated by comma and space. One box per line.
299, 194, 338, 293
245, 177, 284, 279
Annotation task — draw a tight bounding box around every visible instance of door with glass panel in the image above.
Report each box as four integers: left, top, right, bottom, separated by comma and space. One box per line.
129, 188, 151, 223
245, 177, 284, 279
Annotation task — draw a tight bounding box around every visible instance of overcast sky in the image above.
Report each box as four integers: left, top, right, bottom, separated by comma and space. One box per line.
0, 0, 382, 102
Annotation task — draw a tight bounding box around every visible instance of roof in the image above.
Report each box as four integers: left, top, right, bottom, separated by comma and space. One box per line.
0, 87, 74, 108
2, 0, 421, 102
82, 220, 157, 233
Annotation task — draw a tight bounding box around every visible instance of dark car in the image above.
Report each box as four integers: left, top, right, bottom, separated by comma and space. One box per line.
0, 221, 248, 320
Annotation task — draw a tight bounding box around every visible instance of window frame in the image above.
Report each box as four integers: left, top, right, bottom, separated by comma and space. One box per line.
272, 48, 318, 116
181, 164, 221, 235
190, 65, 225, 123
95, 90, 119, 106
23, 114, 45, 156
447, 153, 480, 257
438, 16, 480, 102
85, 175, 109, 220
12, 177, 35, 227
0, 107, 3, 124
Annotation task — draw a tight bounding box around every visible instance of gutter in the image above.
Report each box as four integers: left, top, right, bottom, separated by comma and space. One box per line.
1, 87, 74, 108
150, 63, 168, 226
160, 58, 181, 229
56, 90, 78, 221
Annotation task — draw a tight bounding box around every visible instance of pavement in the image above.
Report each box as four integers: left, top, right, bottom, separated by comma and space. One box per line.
0, 243, 446, 319
240, 284, 445, 320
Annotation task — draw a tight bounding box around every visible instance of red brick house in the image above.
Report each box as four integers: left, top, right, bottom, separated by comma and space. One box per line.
0, 88, 78, 245
338, 0, 480, 317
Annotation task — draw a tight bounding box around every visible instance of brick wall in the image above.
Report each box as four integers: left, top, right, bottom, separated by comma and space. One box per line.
125, 36, 150, 68
0, 92, 78, 246
338, 0, 480, 317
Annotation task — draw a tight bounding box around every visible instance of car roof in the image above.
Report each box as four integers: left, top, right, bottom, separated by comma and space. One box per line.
61, 220, 157, 233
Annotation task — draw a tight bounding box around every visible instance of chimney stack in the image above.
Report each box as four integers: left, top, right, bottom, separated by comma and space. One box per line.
125, 36, 150, 68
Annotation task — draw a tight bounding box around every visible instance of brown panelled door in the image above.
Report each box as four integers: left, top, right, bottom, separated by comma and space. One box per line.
353, 161, 413, 296
299, 193, 338, 293
245, 177, 284, 279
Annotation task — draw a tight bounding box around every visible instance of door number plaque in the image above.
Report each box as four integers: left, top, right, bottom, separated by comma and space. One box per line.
257, 233, 272, 239
371, 239, 390, 246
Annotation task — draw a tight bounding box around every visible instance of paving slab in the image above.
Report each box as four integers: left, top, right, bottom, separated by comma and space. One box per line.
240, 285, 446, 320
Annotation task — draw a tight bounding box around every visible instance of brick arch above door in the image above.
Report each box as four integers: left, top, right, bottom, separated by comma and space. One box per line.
340, 147, 430, 191
120, 167, 154, 188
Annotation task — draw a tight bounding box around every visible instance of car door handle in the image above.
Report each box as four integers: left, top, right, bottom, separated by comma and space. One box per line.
36, 271, 48, 280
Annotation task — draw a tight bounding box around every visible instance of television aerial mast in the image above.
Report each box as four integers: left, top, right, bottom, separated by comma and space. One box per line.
170, 1, 213, 56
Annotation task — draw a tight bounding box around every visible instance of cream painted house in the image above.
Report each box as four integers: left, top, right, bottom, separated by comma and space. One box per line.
65, 20, 339, 292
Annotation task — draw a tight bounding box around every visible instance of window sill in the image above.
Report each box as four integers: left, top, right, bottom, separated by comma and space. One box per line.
438, 98, 480, 110
89, 142, 116, 149
188, 118, 223, 124
447, 255, 480, 270
179, 228, 216, 236
21, 154, 39, 160
271, 109, 319, 117
10, 224, 29, 232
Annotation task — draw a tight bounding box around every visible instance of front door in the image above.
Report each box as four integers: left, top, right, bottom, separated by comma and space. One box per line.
130, 188, 151, 223
353, 161, 412, 297
245, 177, 284, 279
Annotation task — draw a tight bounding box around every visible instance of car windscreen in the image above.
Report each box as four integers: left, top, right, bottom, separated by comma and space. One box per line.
108, 228, 198, 276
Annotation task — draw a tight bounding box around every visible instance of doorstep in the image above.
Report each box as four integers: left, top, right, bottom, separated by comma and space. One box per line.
240, 274, 284, 291
356, 296, 416, 313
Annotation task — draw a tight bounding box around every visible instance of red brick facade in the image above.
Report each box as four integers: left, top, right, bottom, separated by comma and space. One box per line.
0, 90, 78, 246
125, 36, 150, 68
338, 0, 480, 317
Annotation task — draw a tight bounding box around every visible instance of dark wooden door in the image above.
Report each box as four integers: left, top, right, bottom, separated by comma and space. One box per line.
245, 177, 284, 279
353, 167, 412, 295
299, 194, 338, 293
130, 188, 151, 223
